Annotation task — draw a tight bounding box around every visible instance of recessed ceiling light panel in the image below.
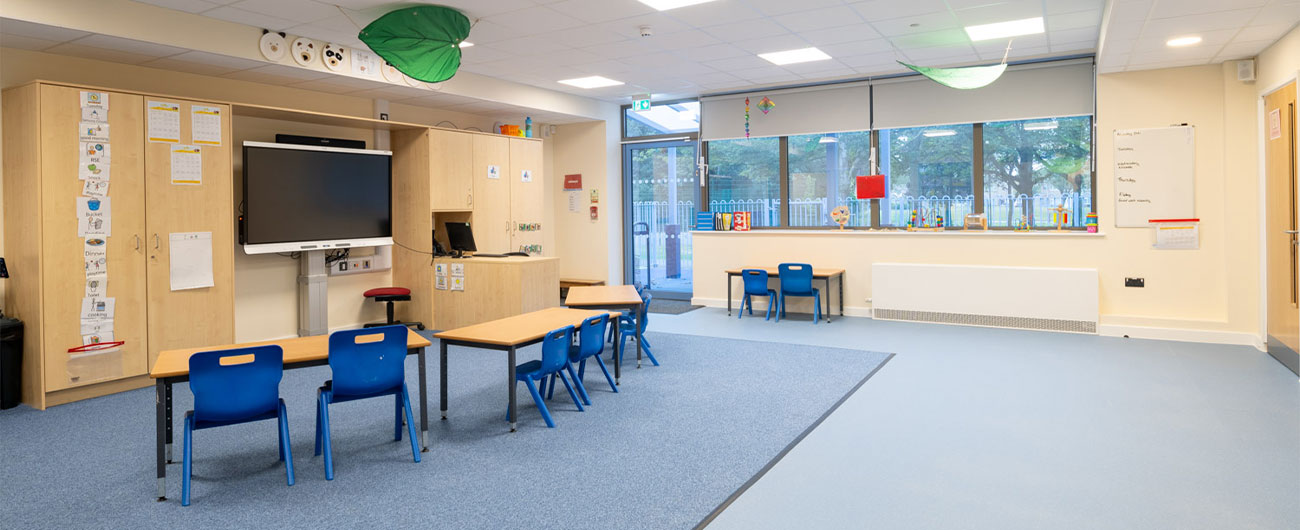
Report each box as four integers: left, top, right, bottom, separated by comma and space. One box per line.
758, 47, 831, 65
559, 76, 624, 89
1166, 36, 1202, 47
638, 0, 718, 11
964, 17, 1045, 41
922, 129, 957, 137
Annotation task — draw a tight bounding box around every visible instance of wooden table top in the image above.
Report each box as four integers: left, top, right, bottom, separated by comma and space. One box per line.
725, 267, 846, 277
563, 285, 643, 307
434, 307, 619, 347
151, 328, 432, 379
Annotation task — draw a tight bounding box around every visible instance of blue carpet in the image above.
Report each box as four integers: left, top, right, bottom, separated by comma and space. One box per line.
0, 331, 890, 529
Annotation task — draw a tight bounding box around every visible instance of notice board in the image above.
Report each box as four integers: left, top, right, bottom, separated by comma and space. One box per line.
1113, 125, 1196, 227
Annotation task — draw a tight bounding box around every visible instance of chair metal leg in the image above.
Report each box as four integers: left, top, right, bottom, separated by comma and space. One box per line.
594, 354, 618, 393
523, 377, 555, 428
278, 400, 294, 486
556, 371, 584, 412
181, 414, 193, 506
314, 390, 323, 457
567, 363, 591, 405
401, 384, 420, 463
394, 392, 403, 441
320, 393, 334, 481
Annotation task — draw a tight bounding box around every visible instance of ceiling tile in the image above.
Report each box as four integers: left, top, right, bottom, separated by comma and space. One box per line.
818, 39, 896, 58
1234, 23, 1296, 42
1047, 9, 1102, 31
0, 33, 63, 51
223, 64, 333, 84
140, 50, 264, 75
672, 43, 750, 62
544, 28, 629, 48
773, 5, 866, 33
664, 1, 764, 27
1050, 27, 1100, 45
802, 24, 884, 46
133, 0, 222, 14
1044, 0, 1106, 15
228, 0, 338, 23
488, 35, 573, 56
730, 34, 812, 54
486, 6, 585, 36
1109, 0, 1154, 22
647, 29, 723, 51
902, 44, 978, 63
1049, 40, 1096, 53
836, 50, 902, 68
413, 0, 537, 19
70, 34, 190, 57
703, 19, 792, 42
548, 0, 656, 23
747, 0, 849, 17
1139, 9, 1259, 37
203, 6, 299, 30
848, 0, 950, 22
1149, 0, 1268, 19
871, 11, 962, 37
580, 39, 659, 59
600, 13, 693, 39
42, 43, 161, 65
952, 0, 1044, 27
890, 28, 972, 49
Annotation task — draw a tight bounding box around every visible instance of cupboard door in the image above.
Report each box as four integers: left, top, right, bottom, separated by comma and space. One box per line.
431, 130, 474, 211
40, 86, 148, 390
509, 139, 545, 253
143, 99, 235, 367
471, 134, 512, 253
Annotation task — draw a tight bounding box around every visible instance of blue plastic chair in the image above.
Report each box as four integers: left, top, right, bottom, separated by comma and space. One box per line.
510, 326, 583, 428
182, 345, 293, 506
777, 263, 821, 324
549, 313, 616, 404
616, 292, 659, 366
314, 325, 419, 481
739, 269, 777, 320
607, 284, 647, 344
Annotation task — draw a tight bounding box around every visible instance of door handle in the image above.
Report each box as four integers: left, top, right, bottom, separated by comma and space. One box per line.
1286, 230, 1299, 234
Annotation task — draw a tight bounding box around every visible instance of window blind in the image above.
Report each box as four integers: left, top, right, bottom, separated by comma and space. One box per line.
872, 59, 1094, 129
700, 82, 871, 141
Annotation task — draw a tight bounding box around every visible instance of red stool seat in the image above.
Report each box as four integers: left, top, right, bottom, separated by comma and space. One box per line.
364, 287, 410, 298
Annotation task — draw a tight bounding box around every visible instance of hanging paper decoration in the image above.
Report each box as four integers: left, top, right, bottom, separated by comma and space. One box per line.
757, 96, 775, 114
359, 6, 471, 83
744, 97, 750, 138
898, 61, 1007, 89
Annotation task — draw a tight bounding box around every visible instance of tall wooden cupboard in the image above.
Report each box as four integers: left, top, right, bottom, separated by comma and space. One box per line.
390, 127, 546, 329
2, 82, 234, 409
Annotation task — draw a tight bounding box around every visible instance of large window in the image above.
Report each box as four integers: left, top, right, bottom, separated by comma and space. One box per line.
701, 116, 1093, 230
787, 131, 873, 227
706, 137, 781, 227
983, 117, 1093, 228
879, 125, 974, 228
625, 101, 700, 138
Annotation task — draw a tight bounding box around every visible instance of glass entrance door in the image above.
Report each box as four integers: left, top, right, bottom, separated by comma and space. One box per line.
623, 139, 699, 300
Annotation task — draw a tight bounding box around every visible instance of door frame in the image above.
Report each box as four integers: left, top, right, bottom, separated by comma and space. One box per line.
621, 137, 700, 301
1258, 72, 1300, 376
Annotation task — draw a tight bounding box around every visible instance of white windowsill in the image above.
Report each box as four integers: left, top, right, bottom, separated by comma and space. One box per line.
692, 229, 1106, 237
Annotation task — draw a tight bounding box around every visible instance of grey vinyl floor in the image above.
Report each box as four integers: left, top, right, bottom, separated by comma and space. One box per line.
657, 309, 1300, 530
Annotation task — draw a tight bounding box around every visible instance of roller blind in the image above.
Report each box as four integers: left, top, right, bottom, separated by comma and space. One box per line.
872, 59, 1094, 129
700, 82, 871, 141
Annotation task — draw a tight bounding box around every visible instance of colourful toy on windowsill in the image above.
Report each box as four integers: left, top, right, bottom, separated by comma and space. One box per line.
1085, 212, 1098, 233
1015, 215, 1031, 231
1049, 204, 1071, 232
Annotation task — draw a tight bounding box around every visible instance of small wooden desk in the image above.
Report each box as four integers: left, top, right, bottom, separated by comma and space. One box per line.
148, 329, 432, 501
434, 307, 618, 432
725, 267, 846, 323
563, 285, 644, 376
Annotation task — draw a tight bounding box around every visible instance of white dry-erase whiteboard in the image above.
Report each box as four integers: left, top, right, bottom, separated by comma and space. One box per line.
1113, 125, 1196, 227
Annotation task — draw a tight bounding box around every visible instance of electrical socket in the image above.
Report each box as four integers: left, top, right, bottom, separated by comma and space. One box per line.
1124, 277, 1144, 288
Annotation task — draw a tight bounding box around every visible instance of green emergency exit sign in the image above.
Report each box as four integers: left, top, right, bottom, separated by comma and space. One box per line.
632, 98, 651, 111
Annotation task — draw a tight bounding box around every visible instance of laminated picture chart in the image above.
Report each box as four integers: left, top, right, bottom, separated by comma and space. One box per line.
75, 91, 120, 367
170, 145, 202, 185
147, 100, 181, 143
190, 105, 222, 146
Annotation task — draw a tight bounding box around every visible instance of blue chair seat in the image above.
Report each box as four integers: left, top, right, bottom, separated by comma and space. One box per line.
739, 268, 778, 321
614, 292, 659, 367
510, 325, 584, 428
777, 263, 821, 324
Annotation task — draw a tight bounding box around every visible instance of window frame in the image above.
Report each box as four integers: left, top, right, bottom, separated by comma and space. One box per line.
621, 97, 702, 142
700, 115, 1096, 231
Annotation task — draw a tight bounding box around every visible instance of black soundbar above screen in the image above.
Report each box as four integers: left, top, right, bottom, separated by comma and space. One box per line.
242, 141, 392, 254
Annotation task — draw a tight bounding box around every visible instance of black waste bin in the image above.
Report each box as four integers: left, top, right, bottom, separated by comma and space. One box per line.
1, 317, 23, 409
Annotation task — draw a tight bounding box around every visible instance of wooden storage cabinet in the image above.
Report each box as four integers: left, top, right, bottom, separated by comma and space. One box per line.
509, 139, 545, 253
471, 134, 513, 254
430, 129, 474, 211
1, 82, 234, 408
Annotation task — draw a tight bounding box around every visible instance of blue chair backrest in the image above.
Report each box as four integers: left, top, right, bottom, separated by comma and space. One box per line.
741, 269, 770, 295
541, 326, 575, 374
328, 325, 408, 396
577, 314, 609, 358
638, 293, 652, 333
189, 345, 283, 423
779, 263, 814, 294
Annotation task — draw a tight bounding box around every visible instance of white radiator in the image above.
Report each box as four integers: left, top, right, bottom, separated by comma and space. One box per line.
871, 263, 1099, 333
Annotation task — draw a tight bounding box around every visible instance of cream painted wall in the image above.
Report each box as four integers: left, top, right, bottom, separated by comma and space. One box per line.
1256, 23, 1300, 95
693, 63, 1262, 346
0, 47, 558, 340
552, 121, 613, 282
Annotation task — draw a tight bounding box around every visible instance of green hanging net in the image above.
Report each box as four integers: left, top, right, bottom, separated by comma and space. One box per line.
899, 61, 1008, 90
359, 6, 471, 83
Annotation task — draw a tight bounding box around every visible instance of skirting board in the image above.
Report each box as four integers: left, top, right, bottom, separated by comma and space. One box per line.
692, 297, 869, 318
693, 297, 1262, 348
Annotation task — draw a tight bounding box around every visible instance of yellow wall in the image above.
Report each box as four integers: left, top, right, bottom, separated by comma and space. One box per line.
693, 63, 1262, 345
1256, 24, 1300, 95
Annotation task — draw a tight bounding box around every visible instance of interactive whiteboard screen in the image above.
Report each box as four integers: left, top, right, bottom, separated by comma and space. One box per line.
1114, 126, 1195, 227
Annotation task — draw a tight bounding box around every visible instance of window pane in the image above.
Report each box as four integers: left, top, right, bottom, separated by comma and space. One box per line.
706, 137, 780, 227
787, 131, 873, 227
983, 116, 1093, 228
625, 101, 700, 138
878, 125, 974, 227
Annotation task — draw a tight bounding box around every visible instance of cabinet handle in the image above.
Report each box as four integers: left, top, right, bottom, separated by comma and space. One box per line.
135, 234, 141, 251
467, 193, 472, 206
154, 234, 160, 250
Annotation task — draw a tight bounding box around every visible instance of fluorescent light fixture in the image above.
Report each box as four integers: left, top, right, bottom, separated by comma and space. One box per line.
964, 17, 1044, 41
1023, 120, 1058, 131
1166, 36, 1202, 47
459, 41, 474, 48
558, 76, 624, 89
758, 47, 831, 66
819, 135, 839, 144
638, 0, 718, 11
923, 129, 957, 138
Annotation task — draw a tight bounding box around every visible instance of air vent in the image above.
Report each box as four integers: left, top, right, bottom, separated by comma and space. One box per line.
873, 308, 1096, 334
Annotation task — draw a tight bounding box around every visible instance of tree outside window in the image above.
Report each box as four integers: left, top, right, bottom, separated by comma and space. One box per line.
983, 116, 1093, 227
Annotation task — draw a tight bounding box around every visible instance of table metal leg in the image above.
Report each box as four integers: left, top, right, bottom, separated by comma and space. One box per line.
838, 275, 844, 321
636, 311, 643, 369
155, 379, 167, 501
439, 341, 448, 420
727, 273, 733, 316
508, 346, 517, 432
613, 323, 621, 385
824, 278, 832, 323
416, 347, 429, 452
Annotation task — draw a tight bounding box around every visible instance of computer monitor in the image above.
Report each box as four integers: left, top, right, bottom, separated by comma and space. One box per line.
444, 222, 476, 258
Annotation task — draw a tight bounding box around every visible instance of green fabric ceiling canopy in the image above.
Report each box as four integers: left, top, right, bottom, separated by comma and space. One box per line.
898, 61, 1008, 90
359, 6, 471, 83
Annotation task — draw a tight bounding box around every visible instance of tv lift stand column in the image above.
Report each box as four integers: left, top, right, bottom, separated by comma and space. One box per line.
298, 250, 329, 336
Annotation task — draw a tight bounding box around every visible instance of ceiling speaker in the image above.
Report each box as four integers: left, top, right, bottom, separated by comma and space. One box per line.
1238, 59, 1256, 82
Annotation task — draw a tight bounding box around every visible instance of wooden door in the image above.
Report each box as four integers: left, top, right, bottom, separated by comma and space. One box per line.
509, 139, 545, 253
1266, 83, 1300, 374
431, 130, 474, 211
471, 134, 512, 253
40, 86, 148, 390
143, 98, 235, 367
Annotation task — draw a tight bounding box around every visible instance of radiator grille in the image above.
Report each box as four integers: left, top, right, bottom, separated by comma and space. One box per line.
873, 308, 1097, 334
